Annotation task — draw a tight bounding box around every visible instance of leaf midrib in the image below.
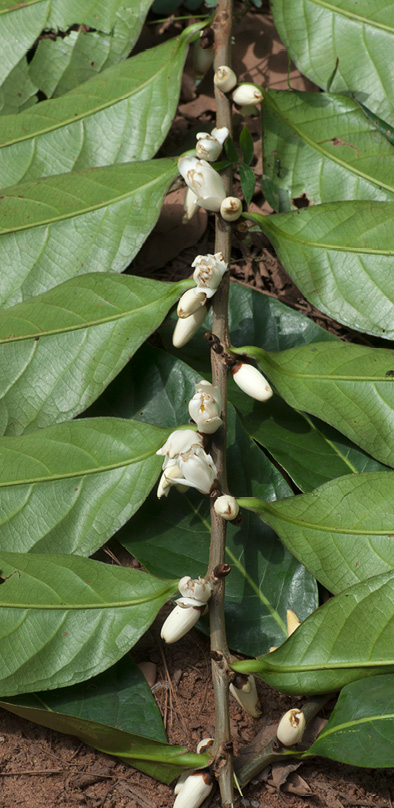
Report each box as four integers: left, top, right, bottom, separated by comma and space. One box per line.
305, 0, 394, 33
262, 657, 394, 672
314, 711, 394, 742
0, 590, 175, 610
255, 215, 394, 255
259, 499, 394, 536
0, 0, 46, 17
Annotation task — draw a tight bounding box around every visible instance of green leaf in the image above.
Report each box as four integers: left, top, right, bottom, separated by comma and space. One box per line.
239, 162, 256, 206
235, 341, 394, 468
261, 174, 292, 213
247, 203, 394, 339
0, 0, 50, 85
28, 0, 153, 97
357, 100, 394, 148
0, 551, 177, 696
239, 125, 254, 164
232, 570, 394, 695
304, 674, 394, 767
224, 135, 239, 164
0, 159, 177, 308
0, 59, 38, 115
0, 36, 189, 187
262, 90, 394, 205
238, 471, 394, 593
271, 0, 394, 125
0, 273, 190, 435
0, 417, 171, 555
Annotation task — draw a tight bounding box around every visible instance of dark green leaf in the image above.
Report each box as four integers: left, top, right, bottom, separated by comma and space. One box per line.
239, 125, 254, 164
239, 162, 256, 205
224, 135, 239, 164
357, 100, 394, 147
261, 174, 292, 213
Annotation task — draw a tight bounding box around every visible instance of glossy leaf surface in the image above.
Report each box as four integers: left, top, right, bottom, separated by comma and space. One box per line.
0, 274, 189, 435
238, 471, 394, 593
263, 90, 394, 205
0, 418, 170, 555
0, 552, 177, 696
0, 159, 177, 308
247, 204, 394, 339
233, 570, 394, 694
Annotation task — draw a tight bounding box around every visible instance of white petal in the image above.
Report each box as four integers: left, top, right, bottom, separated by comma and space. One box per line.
276, 709, 306, 746
230, 676, 261, 718
160, 603, 204, 644
232, 83, 263, 106
231, 363, 273, 402
214, 495, 239, 520
214, 65, 237, 92
173, 772, 213, 808
177, 289, 206, 318
172, 306, 207, 348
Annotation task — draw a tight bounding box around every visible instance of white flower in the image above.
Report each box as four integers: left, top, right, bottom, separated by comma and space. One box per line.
172, 305, 207, 348
192, 252, 228, 298
183, 187, 199, 223
231, 362, 273, 402
178, 575, 213, 603
196, 737, 214, 754
177, 445, 217, 494
193, 42, 214, 81
157, 430, 203, 460
214, 495, 239, 520
161, 598, 207, 644
177, 289, 206, 319
214, 65, 237, 93
157, 463, 182, 499
276, 709, 306, 746
220, 196, 243, 222
196, 127, 229, 162
173, 771, 214, 808
178, 157, 226, 212
230, 674, 261, 718
232, 83, 263, 106
188, 380, 222, 434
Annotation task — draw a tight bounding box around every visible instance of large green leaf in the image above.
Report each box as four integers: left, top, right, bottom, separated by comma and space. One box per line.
0, 551, 177, 696
107, 346, 318, 657
304, 674, 394, 767
0, 417, 171, 555
236, 341, 394, 468
233, 570, 394, 695
238, 471, 394, 593
0, 159, 177, 308
247, 204, 394, 339
0, 273, 190, 435
0, 59, 38, 115
271, 0, 394, 125
263, 90, 394, 205
0, 35, 189, 188
28, 0, 153, 97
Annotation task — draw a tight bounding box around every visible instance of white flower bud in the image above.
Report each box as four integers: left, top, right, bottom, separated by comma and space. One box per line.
178, 156, 226, 212
193, 42, 214, 80
214, 65, 237, 93
230, 674, 261, 718
196, 737, 214, 754
174, 771, 190, 796
232, 83, 263, 106
157, 463, 182, 499
231, 362, 273, 402
183, 187, 199, 223
177, 289, 206, 319
191, 252, 228, 298
178, 576, 213, 603
196, 127, 229, 162
188, 380, 222, 434
172, 305, 207, 348
161, 600, 206, 644
220, 196, 243, 222
156, 430, 203, 460
177, 445, 217, 494
173, 771, 214, 808
214, 495, 239, 520
276, 709, 306, 746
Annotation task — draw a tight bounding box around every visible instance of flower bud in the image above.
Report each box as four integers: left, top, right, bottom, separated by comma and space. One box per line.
157, 463, 182, 499
232, 83, 263, 106
178, 576, 213, 603
231, 362, 273, 402
196, 737, 214, 754
192, 252, 228, 298
178, 445, 217, 494
276, 709, 306, 746
214, 495, 239, 521
214, 65, 237, 93
161, 600, 206, 644
174, 771, 189, 796
196, 127, 229, 162
156, 430, 203, 461
172, 305, 207, 348
220, 196, 243, 222
177, 289, 206, 319
188, 380, 222, 434
286, 608, 301, 637
173, 771, 214, 808
178, 157, 226, 212
183, 187, 199, 223
230, 674, 261, 718
193, 42, 214, 81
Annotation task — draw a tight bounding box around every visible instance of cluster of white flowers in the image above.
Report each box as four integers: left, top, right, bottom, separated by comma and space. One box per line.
174, 738, 214, 808
173, 251, 228, 348
161, 575, 213, 644
156, 429, 217, 499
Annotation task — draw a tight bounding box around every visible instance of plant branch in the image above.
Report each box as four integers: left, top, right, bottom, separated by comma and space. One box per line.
208, 1, 233, 806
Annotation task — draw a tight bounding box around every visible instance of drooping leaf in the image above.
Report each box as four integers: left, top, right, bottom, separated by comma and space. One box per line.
0, 551, 177, 696
233, 570, 394, 695
238, 471, 394, 593
271, 0, 394, 125
0, 273, 190, 435
246, 204, 394, 339
0, 35, 189, 188
239, 162, 256, 206
0, 159, 177, 308
262, 90, 394, 205
239, 125, 254, 164
0, 417, 171, 555
28, 0, 153, 97
235, 341, 394, 468
303, 674, 394, 767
